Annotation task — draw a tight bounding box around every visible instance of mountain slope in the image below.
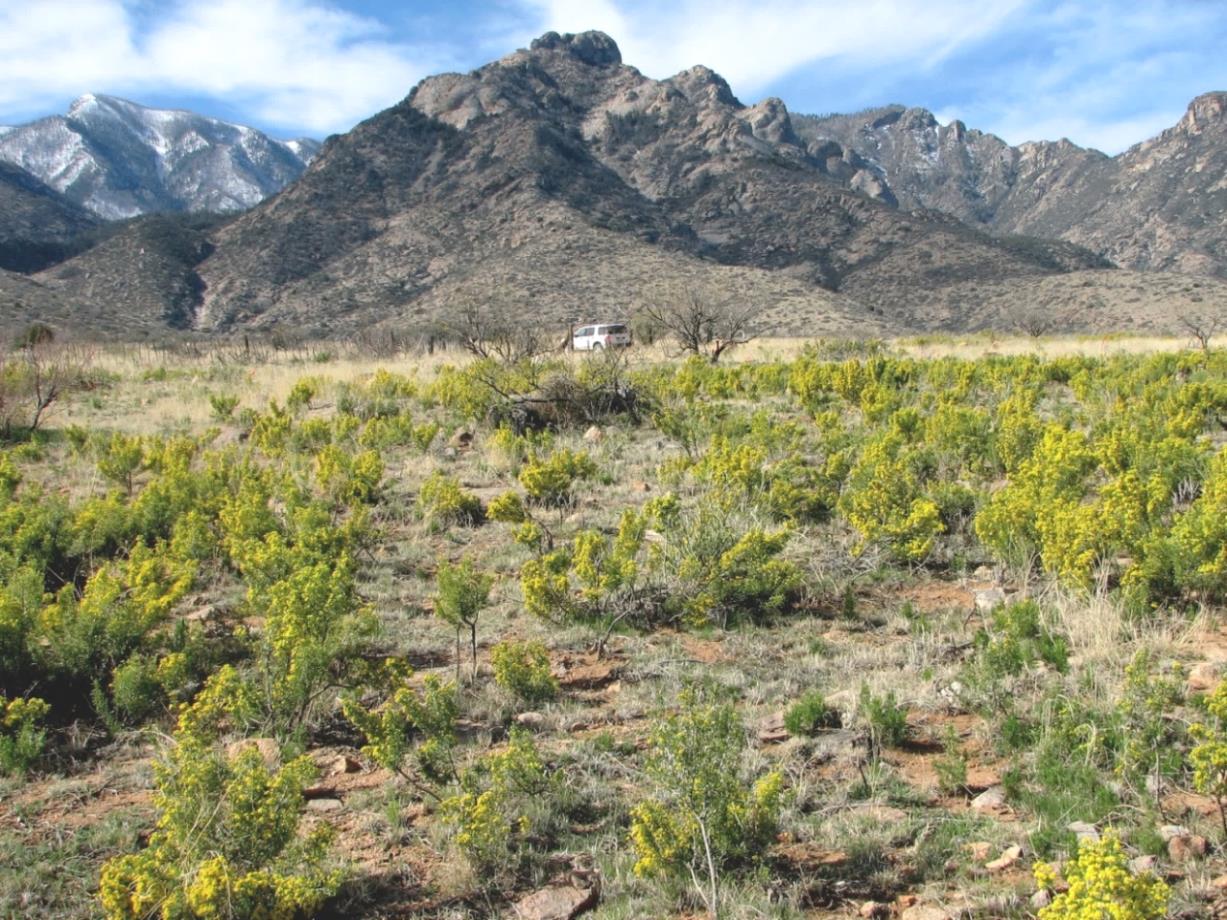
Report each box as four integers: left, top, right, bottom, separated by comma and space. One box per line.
157, 31, 1103, 336
793, 92, 1227, 277
0, 161, 99, 272
0, 95, 319, 219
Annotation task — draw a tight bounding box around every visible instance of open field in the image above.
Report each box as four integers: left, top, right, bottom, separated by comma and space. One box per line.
3, 336, 1227, 919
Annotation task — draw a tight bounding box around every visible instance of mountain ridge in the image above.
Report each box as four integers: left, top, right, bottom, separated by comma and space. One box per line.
0, 94, 320, 219
3, 32, 1225, 341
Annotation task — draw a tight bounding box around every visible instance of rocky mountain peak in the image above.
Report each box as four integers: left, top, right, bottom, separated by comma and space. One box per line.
1179, 91, 1227, 134
529, 30, 622, 67
667, 65, 741, 108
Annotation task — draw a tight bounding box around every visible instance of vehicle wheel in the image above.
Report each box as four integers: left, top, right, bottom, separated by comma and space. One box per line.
592, 342, 603, 350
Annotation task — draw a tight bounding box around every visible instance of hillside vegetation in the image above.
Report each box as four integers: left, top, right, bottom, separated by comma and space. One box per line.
2, 336, 1227, 919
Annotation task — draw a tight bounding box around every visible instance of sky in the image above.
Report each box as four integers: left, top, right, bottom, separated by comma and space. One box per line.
1, 0, 1225, 154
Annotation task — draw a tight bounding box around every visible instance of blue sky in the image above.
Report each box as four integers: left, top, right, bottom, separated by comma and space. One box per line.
1, 0, 1224, 153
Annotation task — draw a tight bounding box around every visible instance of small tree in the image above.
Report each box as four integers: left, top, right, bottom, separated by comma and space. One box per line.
434, 558, 494, 682
645, 291, 766, 364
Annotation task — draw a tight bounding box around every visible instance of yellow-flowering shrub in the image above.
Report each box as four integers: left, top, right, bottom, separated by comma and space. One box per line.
490, 640, 557, 704
0, 694, 49, 776
518, 448, 597, 506
99, 669, 340, 920
1033, 831, 1168, 920
417, 471, 484, 529
439, 728, 552, 876
630, 691, 782, 914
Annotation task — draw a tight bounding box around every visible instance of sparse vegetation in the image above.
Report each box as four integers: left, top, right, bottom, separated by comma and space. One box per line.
1, 338, 1226, 920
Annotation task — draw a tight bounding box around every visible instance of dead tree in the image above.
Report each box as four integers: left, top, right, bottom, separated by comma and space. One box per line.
445, 303, 550, 364
645, 291, 766, 363
1180, 312, 1223, 352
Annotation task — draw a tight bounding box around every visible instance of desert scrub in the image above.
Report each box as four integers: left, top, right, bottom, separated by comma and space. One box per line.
490, 640, 558, 705
417, 471, 484, 528
342, 666, 460, 793
858, 683, 909, 758
1189, 678, 1227, 838
99, 667, 341, 920
629, 689, 783, 917
1033, 830, 1168, 920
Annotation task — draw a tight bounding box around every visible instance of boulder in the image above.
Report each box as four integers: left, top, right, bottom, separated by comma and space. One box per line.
985, 845, 1023, 872
1168, 834, 1207, 862
975, 588, 1007, 613
971, 786, 1007, 813
513, 883, 599, 920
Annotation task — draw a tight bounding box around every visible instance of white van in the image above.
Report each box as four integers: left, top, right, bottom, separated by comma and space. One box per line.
572, 323, 632, 351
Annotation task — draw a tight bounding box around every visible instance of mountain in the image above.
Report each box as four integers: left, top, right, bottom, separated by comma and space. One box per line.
11, 33, 1227, 341
0, 95, 320, 219
793, 92, 1227, 278
52, 31, 1118, 338
0, 160, 99, 272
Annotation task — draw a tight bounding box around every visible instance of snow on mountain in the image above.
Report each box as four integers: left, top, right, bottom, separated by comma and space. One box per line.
0, 94, 317, 219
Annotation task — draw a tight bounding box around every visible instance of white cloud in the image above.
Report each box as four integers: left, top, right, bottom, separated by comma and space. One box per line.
0, 0, 437, 134
526, 0, 1030, 92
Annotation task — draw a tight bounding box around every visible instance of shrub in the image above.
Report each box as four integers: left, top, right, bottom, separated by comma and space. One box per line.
417, 471, 484, 528
518, 448, 597, 507
439, 728, 553, 877
1189, 679, 1227, 839
252, 552, 379, 735
971, 600, 1068, 683
209, 393, 240, 421
1033, 831, 1168, 920
629, 690, 782, 917
859, 683, 908, 757
490, 640, 558, 705
342, 666, 459, 792
99, 668, 340, 920
0, 695, 49, 776
783, 690, 837, 736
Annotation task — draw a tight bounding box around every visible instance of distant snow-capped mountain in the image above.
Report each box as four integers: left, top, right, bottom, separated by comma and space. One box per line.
0, 94, 320, 219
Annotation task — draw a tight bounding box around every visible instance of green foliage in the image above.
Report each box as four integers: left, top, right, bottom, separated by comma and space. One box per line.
629, 690, 782, 914
1115, 650, 1185, 795
417, 471, 484, 528
1189, 679, 1227, 838
783, 690, 836, 736
0, 695, 49, 776
970, 600, 1069, 686
434, 558, 493, 679
342, 665, 459, 790
932, 725, 968, 794
858, 683, 909, 756
208, 393, 240, 421
254, 552, 378, 735
490, 640, 558, 704
96, 432, 145, 494
839, 433, 944, 562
